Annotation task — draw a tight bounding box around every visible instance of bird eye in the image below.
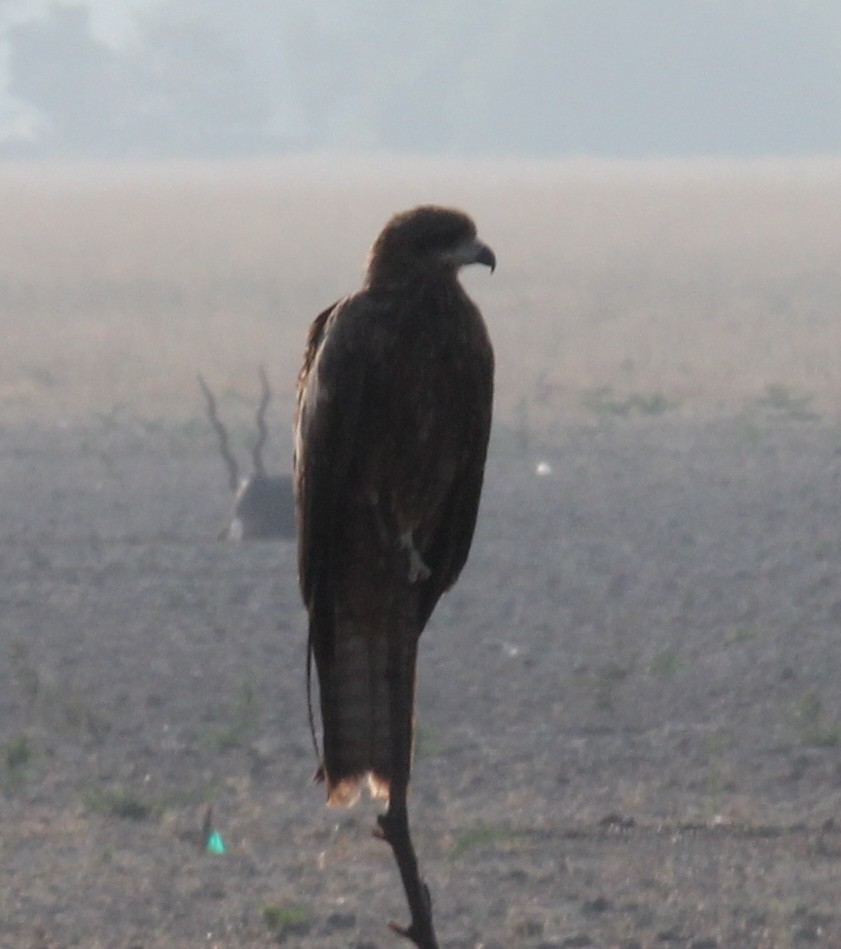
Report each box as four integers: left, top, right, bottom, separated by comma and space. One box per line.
410, 217, 472, 256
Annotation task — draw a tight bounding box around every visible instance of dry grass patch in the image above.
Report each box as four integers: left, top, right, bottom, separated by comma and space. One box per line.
2, 158, 841, 429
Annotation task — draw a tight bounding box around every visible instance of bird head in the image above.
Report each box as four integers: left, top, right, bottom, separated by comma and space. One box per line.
365, 206, 495, 289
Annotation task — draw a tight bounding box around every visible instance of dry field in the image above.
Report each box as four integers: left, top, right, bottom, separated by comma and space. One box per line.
3, 156, 841, 428
3, 158, 841, 947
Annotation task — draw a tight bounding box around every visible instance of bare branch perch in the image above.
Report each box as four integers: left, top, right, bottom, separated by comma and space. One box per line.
373, 546, 439, 948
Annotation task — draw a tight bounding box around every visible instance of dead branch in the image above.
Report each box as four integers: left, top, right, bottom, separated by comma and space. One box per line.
374, 548, 439, 949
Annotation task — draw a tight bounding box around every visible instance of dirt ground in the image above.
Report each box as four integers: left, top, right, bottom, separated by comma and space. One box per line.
4, 408, 841, 948
3, 159, 841, 948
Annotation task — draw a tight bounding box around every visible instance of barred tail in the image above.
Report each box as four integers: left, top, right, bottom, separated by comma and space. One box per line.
314, 610, 419, 807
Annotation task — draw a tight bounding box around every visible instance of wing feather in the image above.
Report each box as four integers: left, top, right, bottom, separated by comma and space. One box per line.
295, 296, 367, 612
418, 341, 494, 627
296, 293, 394, 794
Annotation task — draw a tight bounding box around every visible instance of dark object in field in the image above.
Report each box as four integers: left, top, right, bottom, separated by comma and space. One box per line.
295, 206, 495, 947
198, 367, 295, 541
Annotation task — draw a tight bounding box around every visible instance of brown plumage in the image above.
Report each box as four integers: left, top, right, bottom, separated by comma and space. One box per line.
294, 206, 495, 806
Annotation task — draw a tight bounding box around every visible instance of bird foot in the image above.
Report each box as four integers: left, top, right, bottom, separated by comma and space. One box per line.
398, 532, 431, 583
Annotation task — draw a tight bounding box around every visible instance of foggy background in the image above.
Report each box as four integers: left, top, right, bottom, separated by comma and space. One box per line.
6, 7, 841, 946
2, 0, 841, 160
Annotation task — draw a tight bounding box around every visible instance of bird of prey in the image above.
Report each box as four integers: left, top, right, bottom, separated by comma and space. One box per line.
294, 205, 495, 807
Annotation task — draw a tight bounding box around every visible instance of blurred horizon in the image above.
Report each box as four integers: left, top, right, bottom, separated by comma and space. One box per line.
1, 1, 841, 162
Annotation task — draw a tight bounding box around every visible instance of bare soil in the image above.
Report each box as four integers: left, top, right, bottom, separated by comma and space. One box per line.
3, 159, 841, 948
4, 409, 841, 949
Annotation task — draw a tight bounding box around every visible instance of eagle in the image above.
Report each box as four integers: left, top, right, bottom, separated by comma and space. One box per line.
294, 205, 495, 808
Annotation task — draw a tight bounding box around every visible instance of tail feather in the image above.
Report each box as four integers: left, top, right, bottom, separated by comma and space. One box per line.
316, 612, 418, 806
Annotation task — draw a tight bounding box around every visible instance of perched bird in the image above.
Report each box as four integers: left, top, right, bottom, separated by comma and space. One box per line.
294, 205, 495, 806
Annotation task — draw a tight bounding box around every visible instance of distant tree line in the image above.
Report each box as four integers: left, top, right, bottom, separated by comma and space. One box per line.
4, 0, 841, 159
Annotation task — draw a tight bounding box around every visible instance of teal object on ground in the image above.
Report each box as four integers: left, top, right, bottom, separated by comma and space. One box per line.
206, 829, 226, 854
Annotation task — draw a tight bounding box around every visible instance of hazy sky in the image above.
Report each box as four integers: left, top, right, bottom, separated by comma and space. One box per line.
2, 1, 841, 159
2, 0, 153, 46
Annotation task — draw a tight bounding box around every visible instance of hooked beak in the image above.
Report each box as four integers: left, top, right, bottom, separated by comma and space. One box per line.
447, 237, 496, 273
473, 240, 496, 273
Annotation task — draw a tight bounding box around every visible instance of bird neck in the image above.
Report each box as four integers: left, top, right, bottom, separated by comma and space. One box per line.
363, 259, 459, 295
